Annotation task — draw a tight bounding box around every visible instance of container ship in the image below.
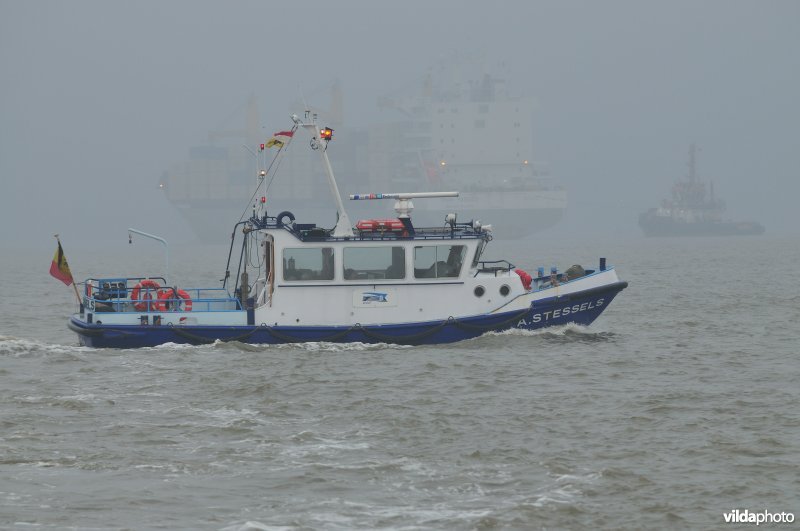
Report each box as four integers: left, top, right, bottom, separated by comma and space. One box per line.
160, 72, 566, 241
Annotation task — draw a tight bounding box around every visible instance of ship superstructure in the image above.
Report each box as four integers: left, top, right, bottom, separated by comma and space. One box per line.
160, 71, 567, 241
638, 144, 764, 236
375, 71, 566, 237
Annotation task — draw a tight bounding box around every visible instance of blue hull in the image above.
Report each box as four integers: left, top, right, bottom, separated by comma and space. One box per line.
68, 282, 627, 348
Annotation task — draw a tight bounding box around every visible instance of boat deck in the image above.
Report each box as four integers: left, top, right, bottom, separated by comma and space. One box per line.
248, 214, 486, 242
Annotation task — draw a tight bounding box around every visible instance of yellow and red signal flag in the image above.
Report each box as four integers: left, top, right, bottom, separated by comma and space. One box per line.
265, 130, 294, 149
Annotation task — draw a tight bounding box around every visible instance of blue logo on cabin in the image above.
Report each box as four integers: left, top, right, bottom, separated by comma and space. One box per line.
362, 291, 388, 302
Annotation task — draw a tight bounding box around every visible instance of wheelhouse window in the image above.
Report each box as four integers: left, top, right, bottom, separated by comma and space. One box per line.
471, 240, 486, 268
283, 248, 334, 281
343, 246, 405, 280
414, 245, 466, 279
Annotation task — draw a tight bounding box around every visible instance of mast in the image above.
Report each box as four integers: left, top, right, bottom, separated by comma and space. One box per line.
292, 112, 354, 238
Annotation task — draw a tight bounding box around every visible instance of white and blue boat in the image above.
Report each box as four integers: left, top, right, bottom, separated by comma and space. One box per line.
68, 112, 627, 348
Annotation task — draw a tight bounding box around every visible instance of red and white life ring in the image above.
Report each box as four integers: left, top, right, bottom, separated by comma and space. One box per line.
155, 288, 193, 312
131, 279, 161, 311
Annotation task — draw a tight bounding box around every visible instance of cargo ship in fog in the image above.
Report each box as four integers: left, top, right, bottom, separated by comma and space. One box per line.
160, 71, 566, 241
638, 144, 764, 237
375, 70, 566, 238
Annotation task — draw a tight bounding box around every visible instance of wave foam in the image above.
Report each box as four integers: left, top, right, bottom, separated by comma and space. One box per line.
484, 323, 616, 342
219, 521, 279, 531
218, 340, 414, 353
0, 335, 95, 357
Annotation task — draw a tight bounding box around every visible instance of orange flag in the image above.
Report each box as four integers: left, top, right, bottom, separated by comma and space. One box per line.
50, 240, 74, 286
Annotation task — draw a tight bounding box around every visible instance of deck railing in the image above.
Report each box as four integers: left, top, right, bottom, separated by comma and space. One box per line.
81, 277, 242, 313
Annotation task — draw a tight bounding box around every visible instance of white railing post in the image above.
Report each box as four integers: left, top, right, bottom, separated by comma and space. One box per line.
128, 228, 169, 284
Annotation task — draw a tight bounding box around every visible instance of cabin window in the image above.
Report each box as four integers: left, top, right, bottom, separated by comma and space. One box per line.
283, 247, 334, 281
471, 240, 486, 268
343, 246, 405, 280
414, 245, 466, 279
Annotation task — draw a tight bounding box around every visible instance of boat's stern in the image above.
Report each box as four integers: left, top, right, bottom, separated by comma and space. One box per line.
68, 277, 247, 348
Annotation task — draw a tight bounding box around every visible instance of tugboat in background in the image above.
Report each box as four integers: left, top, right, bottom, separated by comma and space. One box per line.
638, 144, 765, 237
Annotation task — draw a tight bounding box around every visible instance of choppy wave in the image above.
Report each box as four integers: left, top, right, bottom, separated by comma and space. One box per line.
220, 522, 276, 531
213, 339, 415, 352
483, 323, 617, 342
4, 237, 800, 530
0, 335, 94, 357
216, 468, 598, 531
0, 333, 422, 358
130, 341, 209, 352
0, 327, 613, 356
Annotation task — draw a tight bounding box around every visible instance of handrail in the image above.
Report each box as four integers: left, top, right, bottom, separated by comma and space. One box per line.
247, 213, 487, 242
477, 259, 515, 271
85, 295, 242, 313
82, 277, 241, 313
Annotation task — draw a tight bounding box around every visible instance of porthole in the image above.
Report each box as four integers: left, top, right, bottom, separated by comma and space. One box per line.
499, 284, 510, 296
474, 286, 485, 297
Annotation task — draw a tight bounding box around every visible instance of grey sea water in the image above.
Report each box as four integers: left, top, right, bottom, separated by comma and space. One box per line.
1, 235, 798, 530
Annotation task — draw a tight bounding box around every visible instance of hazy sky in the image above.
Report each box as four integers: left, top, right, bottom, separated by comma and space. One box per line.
2, 0, 798, 250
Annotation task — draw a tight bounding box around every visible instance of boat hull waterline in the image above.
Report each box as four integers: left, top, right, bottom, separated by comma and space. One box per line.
69, 281, 625, 348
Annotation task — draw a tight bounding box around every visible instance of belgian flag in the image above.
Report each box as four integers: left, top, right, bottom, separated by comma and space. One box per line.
50, 240, 74, 286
